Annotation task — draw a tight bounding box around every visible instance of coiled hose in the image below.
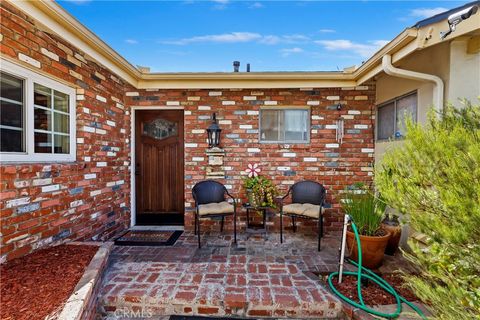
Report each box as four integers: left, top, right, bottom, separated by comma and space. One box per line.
327, 221, 427, 319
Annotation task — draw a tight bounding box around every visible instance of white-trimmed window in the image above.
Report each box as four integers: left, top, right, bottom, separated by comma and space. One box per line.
376, 91, 417, 141
259, 107, 310, 143
0, 60, 76, 162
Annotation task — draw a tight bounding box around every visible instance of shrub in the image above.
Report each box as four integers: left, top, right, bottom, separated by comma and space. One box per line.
375, 101, 480, 319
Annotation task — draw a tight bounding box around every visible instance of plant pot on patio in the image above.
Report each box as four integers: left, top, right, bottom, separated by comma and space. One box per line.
341, 183, 390, 269
381, 215, 402, 256
346, 229, 391, 269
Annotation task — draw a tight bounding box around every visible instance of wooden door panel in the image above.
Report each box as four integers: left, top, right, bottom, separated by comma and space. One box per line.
135, 110, 184, 224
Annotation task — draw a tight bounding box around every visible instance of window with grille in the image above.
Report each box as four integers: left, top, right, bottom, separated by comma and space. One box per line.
0, 60, 76, 162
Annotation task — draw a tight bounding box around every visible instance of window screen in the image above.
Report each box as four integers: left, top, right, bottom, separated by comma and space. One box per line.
377, 102, 395, 140
396, 93, 417, 137
260, 109, 309, 143
376, 92, 417, 141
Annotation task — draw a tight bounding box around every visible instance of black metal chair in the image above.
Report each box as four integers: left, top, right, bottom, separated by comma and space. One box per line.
192, 180, 237, 248
279, 180, 326, 251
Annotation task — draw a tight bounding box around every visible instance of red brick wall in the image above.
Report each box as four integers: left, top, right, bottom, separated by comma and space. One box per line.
0, 2, 133, 262
125, 86, 375, 234
0, 1, 375, 262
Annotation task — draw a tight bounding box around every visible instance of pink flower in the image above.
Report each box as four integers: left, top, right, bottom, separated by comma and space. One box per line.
245, 163, 261, 178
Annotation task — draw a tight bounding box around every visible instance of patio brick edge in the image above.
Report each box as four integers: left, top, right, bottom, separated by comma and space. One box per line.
57, 241, 114, 320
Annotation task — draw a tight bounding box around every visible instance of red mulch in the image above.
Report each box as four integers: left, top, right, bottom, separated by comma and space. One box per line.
1, 244, 98, 320
332, 273, 419, 306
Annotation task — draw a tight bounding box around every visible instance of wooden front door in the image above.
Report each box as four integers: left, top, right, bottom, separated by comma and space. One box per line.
135, 110, 184, 225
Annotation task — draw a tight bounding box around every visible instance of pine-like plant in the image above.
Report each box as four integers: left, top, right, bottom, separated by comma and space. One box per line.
375, 101, 480, 319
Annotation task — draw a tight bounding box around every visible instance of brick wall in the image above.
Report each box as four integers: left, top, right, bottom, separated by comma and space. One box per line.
0, 1, 375, 262
125, 86, 376, 234
0, 2, 133, 262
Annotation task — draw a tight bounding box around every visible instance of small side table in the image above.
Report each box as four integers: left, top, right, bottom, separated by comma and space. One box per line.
242, 203, 275, 240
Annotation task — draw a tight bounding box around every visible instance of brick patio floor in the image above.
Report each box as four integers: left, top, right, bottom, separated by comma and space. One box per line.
98, 230, 347, 319
97, 231, 413, 319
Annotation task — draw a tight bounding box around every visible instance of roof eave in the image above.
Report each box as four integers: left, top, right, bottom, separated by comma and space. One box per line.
9, 0, 141, 86
353, 28, 419, 83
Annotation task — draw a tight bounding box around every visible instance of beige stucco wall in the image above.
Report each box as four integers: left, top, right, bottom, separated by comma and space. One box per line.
375, 41, 450, 163
375, 37, 480, 164
448, 37, 480, 106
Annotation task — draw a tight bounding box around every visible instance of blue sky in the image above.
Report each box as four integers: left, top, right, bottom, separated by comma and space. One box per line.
59, 0, 464, 72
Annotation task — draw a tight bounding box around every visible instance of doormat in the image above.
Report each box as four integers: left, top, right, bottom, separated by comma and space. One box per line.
114, 230, 183, 246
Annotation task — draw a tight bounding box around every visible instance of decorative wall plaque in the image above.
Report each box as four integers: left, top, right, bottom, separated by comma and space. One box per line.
205, 147, 226, 179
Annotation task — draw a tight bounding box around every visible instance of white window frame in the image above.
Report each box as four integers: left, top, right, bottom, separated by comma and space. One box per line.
376, 91, 417, 141
259, 106, 311, 144
0, 59, 76, 162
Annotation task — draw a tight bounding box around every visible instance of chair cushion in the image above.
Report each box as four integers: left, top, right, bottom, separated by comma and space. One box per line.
283, 203, 321, 218
198, 201, 234, 216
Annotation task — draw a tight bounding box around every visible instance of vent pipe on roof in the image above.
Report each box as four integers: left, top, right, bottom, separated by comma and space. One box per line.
233, 61, 240, 72
246, 63, 251, 72
381, 54, 444, 114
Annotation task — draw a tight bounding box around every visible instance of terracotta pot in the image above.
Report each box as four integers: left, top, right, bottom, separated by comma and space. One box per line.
346, 230, 391, 269
382, 221, 402, 256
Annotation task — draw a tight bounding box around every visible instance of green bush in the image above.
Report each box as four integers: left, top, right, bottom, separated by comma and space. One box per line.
375, 101, 480, 319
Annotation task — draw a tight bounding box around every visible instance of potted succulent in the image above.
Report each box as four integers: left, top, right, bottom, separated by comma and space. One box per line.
341, 183, 390, 269
381, 211, 402, 255
243, 163, 277, 208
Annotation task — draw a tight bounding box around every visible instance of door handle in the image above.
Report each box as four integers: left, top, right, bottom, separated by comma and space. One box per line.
135, 163, 140, 176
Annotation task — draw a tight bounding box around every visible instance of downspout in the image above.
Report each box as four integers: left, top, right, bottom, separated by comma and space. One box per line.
381, 54, 444, 113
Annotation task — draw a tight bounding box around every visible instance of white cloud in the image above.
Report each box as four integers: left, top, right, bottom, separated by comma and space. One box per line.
319, 29, 336, 33
212, 0, 229, 10
249, 2, 264, 9
410, 7, 448, 19
283, 34, 309, 42
162, 32, 262, 45
63, 0, 91, 4
315, 39, 389, 58
162, 32, 309, 45
259, 34, 309, 45
125, 39, 138, 45
280, 47, 304, 57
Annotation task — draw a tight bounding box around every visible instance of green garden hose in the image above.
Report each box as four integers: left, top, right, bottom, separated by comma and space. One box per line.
327, 221, 427, 319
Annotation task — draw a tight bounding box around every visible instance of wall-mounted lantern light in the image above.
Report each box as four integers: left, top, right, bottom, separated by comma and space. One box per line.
206, 113, 221, 148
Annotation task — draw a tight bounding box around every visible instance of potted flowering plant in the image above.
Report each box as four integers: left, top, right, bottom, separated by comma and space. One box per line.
243, 163, 277, 208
